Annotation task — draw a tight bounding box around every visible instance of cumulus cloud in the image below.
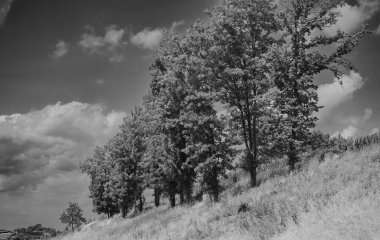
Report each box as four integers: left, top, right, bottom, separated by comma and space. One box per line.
170, 20, 185, 32
52, 40, 69, 59
333, 125, 359, 138
130, 20, 185, 50
131, 28, 163, 50
370, 128, 380, 134
0, 102, 124, 193
325, 0, 380, 36
317, 71, 364, 119
342, 108, 373, 126
79, 25, 126, 62
0, 0, 15, 27
333, 108, 373, 138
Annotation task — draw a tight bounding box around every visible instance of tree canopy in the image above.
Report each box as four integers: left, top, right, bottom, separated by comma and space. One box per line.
81, 0, 368, 217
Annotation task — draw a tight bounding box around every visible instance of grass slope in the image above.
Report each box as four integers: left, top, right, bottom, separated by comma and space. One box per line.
54, 146, 380, 240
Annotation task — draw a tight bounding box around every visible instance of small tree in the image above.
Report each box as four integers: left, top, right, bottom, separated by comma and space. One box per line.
59, 202, 86, 232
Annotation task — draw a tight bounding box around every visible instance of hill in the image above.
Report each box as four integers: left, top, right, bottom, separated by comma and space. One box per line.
53, 145, 380, 240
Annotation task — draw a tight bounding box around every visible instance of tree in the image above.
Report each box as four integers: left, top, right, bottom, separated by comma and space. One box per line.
81, 146, 119, 218
150, 30, 233, 203
141, 94, 178, 207
194, 112, 238, 202
269, 0, 369, 170
202, 0, 280, 187
107, 107, 147, 217
142, 130, 179, 207
59, 202, 86, 232
150, 33, 197, 204
82, 108, 148, 218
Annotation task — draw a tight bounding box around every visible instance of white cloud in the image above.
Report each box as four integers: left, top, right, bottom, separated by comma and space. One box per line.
170, 20, 185, 32
333, 125, 359, 138
0, 0, 15, 27
332, 108, 373, 138
0, 101, 124, 193
131, 28, 163, 50
370, 128, 379, 135
79, 25, 126, 62
130, 20, 185, 50
342, 108, 372, 126
325, 0, 380, 35
79, 34, 104, 53
52, 40, 69, 59
0, 102, 125, 229
103, 26, 125, 47
0, 102, 127, 228
317, 71, 365, 119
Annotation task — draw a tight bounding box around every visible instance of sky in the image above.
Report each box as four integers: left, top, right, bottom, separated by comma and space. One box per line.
0, 0, 379, 231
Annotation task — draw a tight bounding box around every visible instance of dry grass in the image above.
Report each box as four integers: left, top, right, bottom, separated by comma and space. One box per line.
53, 146, 380, 240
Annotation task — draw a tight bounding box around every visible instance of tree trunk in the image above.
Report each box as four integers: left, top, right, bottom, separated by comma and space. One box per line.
252, 105, 258, 186
212, 167, 219, 202
121, 207, 127, 218
212, 184, 219, 202
184, 182, 192, 204
248, 151, 257, 187
154, 188, 160, 207
288, 141, 297, 171
71, 223, 74, 232
180, 178, 193, 205
138, 196, 144, 212
169, 193, 176, 207
288, 154, 296, 171
121, 198, 128, 218
250, 86, 258, 188
179, 188, 185, 205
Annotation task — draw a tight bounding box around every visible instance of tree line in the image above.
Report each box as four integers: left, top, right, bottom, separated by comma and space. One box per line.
318, 132, 380, 155
81, 0, 368, 218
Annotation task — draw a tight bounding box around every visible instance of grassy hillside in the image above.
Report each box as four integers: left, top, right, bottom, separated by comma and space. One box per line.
54, 146, 380, 240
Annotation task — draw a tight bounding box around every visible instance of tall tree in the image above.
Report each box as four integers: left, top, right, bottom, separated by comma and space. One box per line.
59, 202, 86, 232
150, 30, 231, 202
203, 0, 279, 187
82, 108, 147, 218
107, 107, 146, 217
269, 0, 369, 170
141, 94, 179, 207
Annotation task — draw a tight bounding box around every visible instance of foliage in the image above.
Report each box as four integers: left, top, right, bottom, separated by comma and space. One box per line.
59, 202, 87, 232
107, 107, 147, 217
150, 29, 236, 203
268, 0, 369, 170
80, 0, 368, 220
203, 0, 280, 187
81, 146, 120, 218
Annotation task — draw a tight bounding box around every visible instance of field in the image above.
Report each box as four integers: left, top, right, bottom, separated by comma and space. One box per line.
53, 146, 380, 240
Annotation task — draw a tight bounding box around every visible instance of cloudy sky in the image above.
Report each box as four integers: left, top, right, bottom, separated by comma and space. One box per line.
0, 0, 379, 230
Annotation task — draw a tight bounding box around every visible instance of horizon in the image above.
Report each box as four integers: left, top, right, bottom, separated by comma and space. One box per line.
1, 0, 380, 231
